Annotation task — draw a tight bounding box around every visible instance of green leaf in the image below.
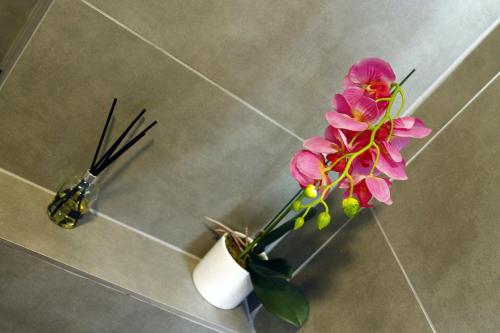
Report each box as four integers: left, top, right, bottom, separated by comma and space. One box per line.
250, 273, 309, 327
247, 258, 292, 280
254, 208, 317, 254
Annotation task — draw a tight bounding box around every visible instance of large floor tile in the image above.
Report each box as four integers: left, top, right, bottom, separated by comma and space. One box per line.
0, 170, 253, 333
0, 0, 37, 63
254, 210, 432, 332
372, 77, 500, 332
0, 0, 301, 256
0, 242, 215, 333
403, 24, 499, 158
86, 0, 499, 138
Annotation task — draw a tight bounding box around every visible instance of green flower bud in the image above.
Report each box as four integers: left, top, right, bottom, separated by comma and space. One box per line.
291, 200, 302, 212
294, 217, 305, 230
304, 184, 318, 198
342, 197, 360, 218
317, 212, 331, 230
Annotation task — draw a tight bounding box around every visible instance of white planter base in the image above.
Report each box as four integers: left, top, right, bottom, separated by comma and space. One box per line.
192, 234, 253, 309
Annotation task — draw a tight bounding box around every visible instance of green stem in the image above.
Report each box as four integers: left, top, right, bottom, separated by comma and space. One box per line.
345, 172, 354, 197
398, 68, 415, 88
369, 142, 381, 175
238, 189, 304, 258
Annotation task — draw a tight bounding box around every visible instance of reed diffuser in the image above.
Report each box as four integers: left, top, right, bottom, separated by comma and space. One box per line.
47, 98, 157, 229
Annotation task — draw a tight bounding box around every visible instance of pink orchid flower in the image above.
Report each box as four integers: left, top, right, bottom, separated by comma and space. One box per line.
303, 126, 348, 155
289, 150, 330, 188
371, 140, 408, 180
343, 57, 396, 110
376, 117, 431, 142
390, 117, 432, 138
325, 94, 381, 131
371, 117, 431, 180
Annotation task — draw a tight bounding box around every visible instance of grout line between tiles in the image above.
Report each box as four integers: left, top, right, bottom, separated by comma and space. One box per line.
407, 71, 499, 165
403, 17, 499, 117
0, 239, 233, 333
91, 211, 201, 261
243, 299, 257, 333
292, 212, 357, 278
78, 0, 305, 144
370, 209, 438, 333
0, 167, 200, 261
0, 0, 54, 91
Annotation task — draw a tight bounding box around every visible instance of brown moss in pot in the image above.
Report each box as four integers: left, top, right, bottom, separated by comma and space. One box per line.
225, 235, 249, 268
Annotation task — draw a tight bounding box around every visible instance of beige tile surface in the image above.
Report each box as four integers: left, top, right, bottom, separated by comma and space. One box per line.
0, 170, 252, 333
373, 77, 500, 332
86, 0, 499, 138
403, 24, 500, 158
0, 0, 37, 63
0, 0, 301, 256
254, 210, 432, 332
0, 242, 215, 333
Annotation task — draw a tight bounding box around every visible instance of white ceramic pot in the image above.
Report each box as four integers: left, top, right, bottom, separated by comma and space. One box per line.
193, 234, 254, 309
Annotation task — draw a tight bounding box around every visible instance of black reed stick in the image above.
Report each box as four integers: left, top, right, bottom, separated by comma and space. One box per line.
93, 120, 157, 175
91, 108, 146, 174
398, 69, 415, 87
90, 98, 117, 171
86, 98, 157, 177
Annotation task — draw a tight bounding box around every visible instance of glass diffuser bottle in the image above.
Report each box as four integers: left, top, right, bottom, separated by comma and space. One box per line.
46, 98, 157, 229
47, 170, 98, 229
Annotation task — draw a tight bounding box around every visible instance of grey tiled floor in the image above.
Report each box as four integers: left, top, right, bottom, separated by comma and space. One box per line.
372, 76, 500, 333
0, 169, 252, 333
0, 0, 300, 257
255, 210, 433, 333
0, 0, 37, 63
87, 0, 499, 138
0, 242, 215, 333
0, 1, 498, 332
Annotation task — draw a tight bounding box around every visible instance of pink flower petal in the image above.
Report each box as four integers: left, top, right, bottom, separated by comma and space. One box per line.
338, 178, 350, 189
351, 159, 372, 177
290, 153, 313, 187
346, 58, 396, 85
382, 141, 402, 162
393, 117, 416, 129
375, 151, 408, 180
349, 95, 380, 123
343, 86, 365, 101
324, 126, 349, 147
303, 136, 338, 154
393, 117, 431, 138
390, 137, 410, 151
325, 111, 368, 131
366, 176, 392, 205
332, 94, 352, 115
290, 165, 311, 188
393, 125, 431, 138
296, 152, 324, 179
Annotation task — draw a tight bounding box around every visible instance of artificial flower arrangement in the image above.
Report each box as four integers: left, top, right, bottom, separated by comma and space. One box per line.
193, 58, 431, 327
